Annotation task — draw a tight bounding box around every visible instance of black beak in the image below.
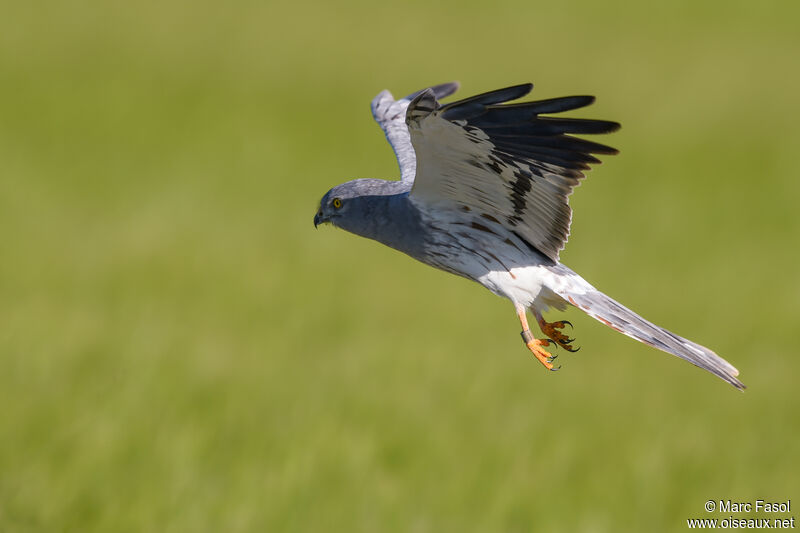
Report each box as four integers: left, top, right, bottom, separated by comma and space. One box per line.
313, 212, 322, 228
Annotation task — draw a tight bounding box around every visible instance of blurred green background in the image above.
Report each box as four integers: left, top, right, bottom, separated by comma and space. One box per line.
1, 0, 798, 531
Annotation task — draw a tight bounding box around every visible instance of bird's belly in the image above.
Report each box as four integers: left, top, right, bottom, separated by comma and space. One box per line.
422, 230, 556, 308
476, 265, 549, 307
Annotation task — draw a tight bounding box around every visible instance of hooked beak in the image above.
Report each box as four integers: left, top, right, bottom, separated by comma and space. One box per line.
313, 211, 324, 228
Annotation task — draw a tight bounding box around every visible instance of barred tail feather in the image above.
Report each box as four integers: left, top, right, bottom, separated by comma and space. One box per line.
560, 287, 745, 390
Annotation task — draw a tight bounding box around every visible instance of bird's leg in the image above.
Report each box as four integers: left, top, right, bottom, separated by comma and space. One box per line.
535, 311, 579, 352
516, 306, 560, 371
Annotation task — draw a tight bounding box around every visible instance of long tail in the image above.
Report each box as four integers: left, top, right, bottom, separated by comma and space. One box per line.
551, 269, 745, 390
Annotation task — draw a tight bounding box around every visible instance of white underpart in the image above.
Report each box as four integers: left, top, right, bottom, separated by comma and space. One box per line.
414, 203, 592, 313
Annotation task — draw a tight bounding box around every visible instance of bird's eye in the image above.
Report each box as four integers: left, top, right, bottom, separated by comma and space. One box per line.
332, 198, 343, 209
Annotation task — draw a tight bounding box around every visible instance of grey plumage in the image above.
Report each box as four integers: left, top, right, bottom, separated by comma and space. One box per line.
315, 82, 744, 390
548, 264, 743, 389
370, 82, 460, 183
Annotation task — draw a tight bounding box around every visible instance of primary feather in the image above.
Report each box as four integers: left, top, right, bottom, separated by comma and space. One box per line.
405, 83, 618, 262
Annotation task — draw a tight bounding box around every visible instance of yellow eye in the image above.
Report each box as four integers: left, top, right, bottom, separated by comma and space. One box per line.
332, 198, 343, 209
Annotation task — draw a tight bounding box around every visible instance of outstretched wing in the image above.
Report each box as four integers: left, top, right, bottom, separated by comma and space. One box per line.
406, 83, 619, 262
370, 82, 460, 183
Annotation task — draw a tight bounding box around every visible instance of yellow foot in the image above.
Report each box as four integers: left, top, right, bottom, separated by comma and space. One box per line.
538, 319, 579, 352
521, 330, 560, 371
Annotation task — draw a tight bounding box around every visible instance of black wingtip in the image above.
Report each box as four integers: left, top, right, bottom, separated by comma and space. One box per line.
443, 83, 534, 110
430, 81, 460, 100
540, 117, 621, 135
505, 95, 597, 114
477, 83, 534, 105
602, 121, 622, 133
406, 82, 460, 103
518, 82, 535, 93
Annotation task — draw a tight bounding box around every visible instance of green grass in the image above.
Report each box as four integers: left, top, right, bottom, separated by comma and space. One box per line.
1, 1, 799, 531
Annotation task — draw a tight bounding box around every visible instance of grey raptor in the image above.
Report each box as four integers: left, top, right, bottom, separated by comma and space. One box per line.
314, 82, 744, 390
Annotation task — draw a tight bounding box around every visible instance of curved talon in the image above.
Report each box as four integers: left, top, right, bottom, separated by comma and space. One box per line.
539, 318, 580, 352
549, 364, 562, 372
563, 345, 580, 353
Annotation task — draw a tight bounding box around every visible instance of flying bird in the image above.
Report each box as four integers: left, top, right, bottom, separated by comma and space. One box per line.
314, 82, 744, 390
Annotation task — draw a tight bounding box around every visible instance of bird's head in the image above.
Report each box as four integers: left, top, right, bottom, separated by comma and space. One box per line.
313, 179, 401, 230
313, 182, 360, 229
